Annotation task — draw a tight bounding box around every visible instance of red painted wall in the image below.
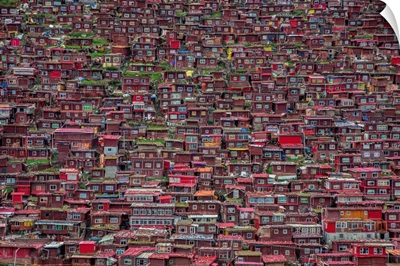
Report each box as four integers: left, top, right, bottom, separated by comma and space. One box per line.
0, 247, 30, 259
16, 185, 30, 196
254, 218, 260, 230
169, 175, 197, 184
368, 210, 383, 220
10, 39, 20, 47
11, 193, 23, 203
278, 135, 302, 145
323, 221, 336, 233
79, 242, 96, 254
391, 56, 400, 65
50, 71, 61, 79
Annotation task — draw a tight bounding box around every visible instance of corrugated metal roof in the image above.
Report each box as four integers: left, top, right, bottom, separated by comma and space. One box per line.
137, 252, 154, 259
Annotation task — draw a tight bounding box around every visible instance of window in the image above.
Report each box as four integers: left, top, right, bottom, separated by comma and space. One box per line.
277, 196, 287, 203
342, 157, 350, 163
360, 248, 369, 254
95, 217, 104, 224
300, 198, 308, 204
336, 222, 347, 228
40, 197, 48, 203
374, 248, 383, 254
186, 136, 197, 143
110, 217, 119, 223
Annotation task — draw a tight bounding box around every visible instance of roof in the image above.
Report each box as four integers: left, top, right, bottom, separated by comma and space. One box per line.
102, 135, 121, 140
262, 254, 287, 263
14, 210, 40, 215
192, 256, 217, 266
347, 167, 382, 173
137, 252, 153, 259
322, 262, 356, 265
149, 253, 170, 259
316, 252, 353, 257
0, 241, 44, 249
387, 249, 400, 256
235, 250, 262, 256
292, 233, 322, 238
194, 190, 215, 197
217, 235, 243, 240
44, 242, 64, 248
121, 247, 154, 257
54, 128, 94, 134
79, 241, 96, 245
239, 207, 255, 212
217, 223, 236, 228
235, 262, 263, 266
35, 220, 79, 226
